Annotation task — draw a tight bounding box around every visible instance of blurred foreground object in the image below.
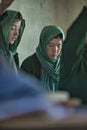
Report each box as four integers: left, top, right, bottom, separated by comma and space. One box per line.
48, 91, 81, 106
1, 57, 87, 130
0, 0, 14, 14
49, 91, 70, 103
0, 57, 71, 120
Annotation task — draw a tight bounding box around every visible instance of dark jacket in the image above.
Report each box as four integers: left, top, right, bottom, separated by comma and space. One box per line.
59, 6, 87, 104
21, 53, 41, 80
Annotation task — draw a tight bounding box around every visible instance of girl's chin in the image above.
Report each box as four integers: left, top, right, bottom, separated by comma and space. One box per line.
10, 40, 15, 44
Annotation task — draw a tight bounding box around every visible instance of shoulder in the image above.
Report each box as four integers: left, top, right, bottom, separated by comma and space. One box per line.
21, 53, 40, 68
20, 53, 41, 79
22, 53, 38, 64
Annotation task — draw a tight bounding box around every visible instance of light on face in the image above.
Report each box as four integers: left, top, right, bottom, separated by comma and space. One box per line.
46, 38, 62, 59
8, 20, 21, 44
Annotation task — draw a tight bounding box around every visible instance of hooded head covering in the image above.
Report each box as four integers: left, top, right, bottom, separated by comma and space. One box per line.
0, 10, 25, 69
36, 25, 65, 92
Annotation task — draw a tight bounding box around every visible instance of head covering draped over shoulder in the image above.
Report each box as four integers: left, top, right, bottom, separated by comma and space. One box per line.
36, 25, 65, 92
72, 32, 87, 74
0, 10, 25, 68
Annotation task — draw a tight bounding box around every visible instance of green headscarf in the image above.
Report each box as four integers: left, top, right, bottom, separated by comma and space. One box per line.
36, 25, 65, 92
0, 10, 25, 70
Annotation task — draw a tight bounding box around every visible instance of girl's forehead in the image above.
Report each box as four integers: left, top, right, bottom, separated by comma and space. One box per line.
13, 20, 21, 28
48, 38, 62, 44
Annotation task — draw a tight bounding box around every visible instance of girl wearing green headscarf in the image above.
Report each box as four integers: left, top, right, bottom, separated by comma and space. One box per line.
21, 25, 65, 92
0, 10, 25, 72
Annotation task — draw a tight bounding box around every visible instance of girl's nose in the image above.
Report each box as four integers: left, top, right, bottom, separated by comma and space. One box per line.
54, 46, 58, 52
15, 30, 19, 37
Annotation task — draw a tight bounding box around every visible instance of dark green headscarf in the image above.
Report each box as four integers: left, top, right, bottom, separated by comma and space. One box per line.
59, 6, 87, 103
36, 25, 65, 92
72, 33, 87, 74
0, 10, 25, 70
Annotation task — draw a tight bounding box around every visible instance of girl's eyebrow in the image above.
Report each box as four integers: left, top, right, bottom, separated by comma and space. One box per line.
48, 42, 61, 45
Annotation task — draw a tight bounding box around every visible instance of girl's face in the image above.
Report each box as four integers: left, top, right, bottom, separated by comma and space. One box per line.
8, 20, 21, 44
46, 37, 62, 59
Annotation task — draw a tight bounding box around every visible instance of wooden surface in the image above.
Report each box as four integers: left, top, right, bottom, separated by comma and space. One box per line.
0, 96, 85, 130
0, 109, 87, 130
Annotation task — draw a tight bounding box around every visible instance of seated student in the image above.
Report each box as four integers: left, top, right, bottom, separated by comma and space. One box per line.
21, 25, 65, 92
0, 10, 25, 72
59, 6, 87, 104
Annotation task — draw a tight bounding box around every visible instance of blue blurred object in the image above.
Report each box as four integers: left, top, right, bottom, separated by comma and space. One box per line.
0, 56, 71, 120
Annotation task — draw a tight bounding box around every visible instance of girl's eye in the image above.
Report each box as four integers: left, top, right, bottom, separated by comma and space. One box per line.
10, 26, 16, 30
57, 45, 60, 47
48, 44, 54, 47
